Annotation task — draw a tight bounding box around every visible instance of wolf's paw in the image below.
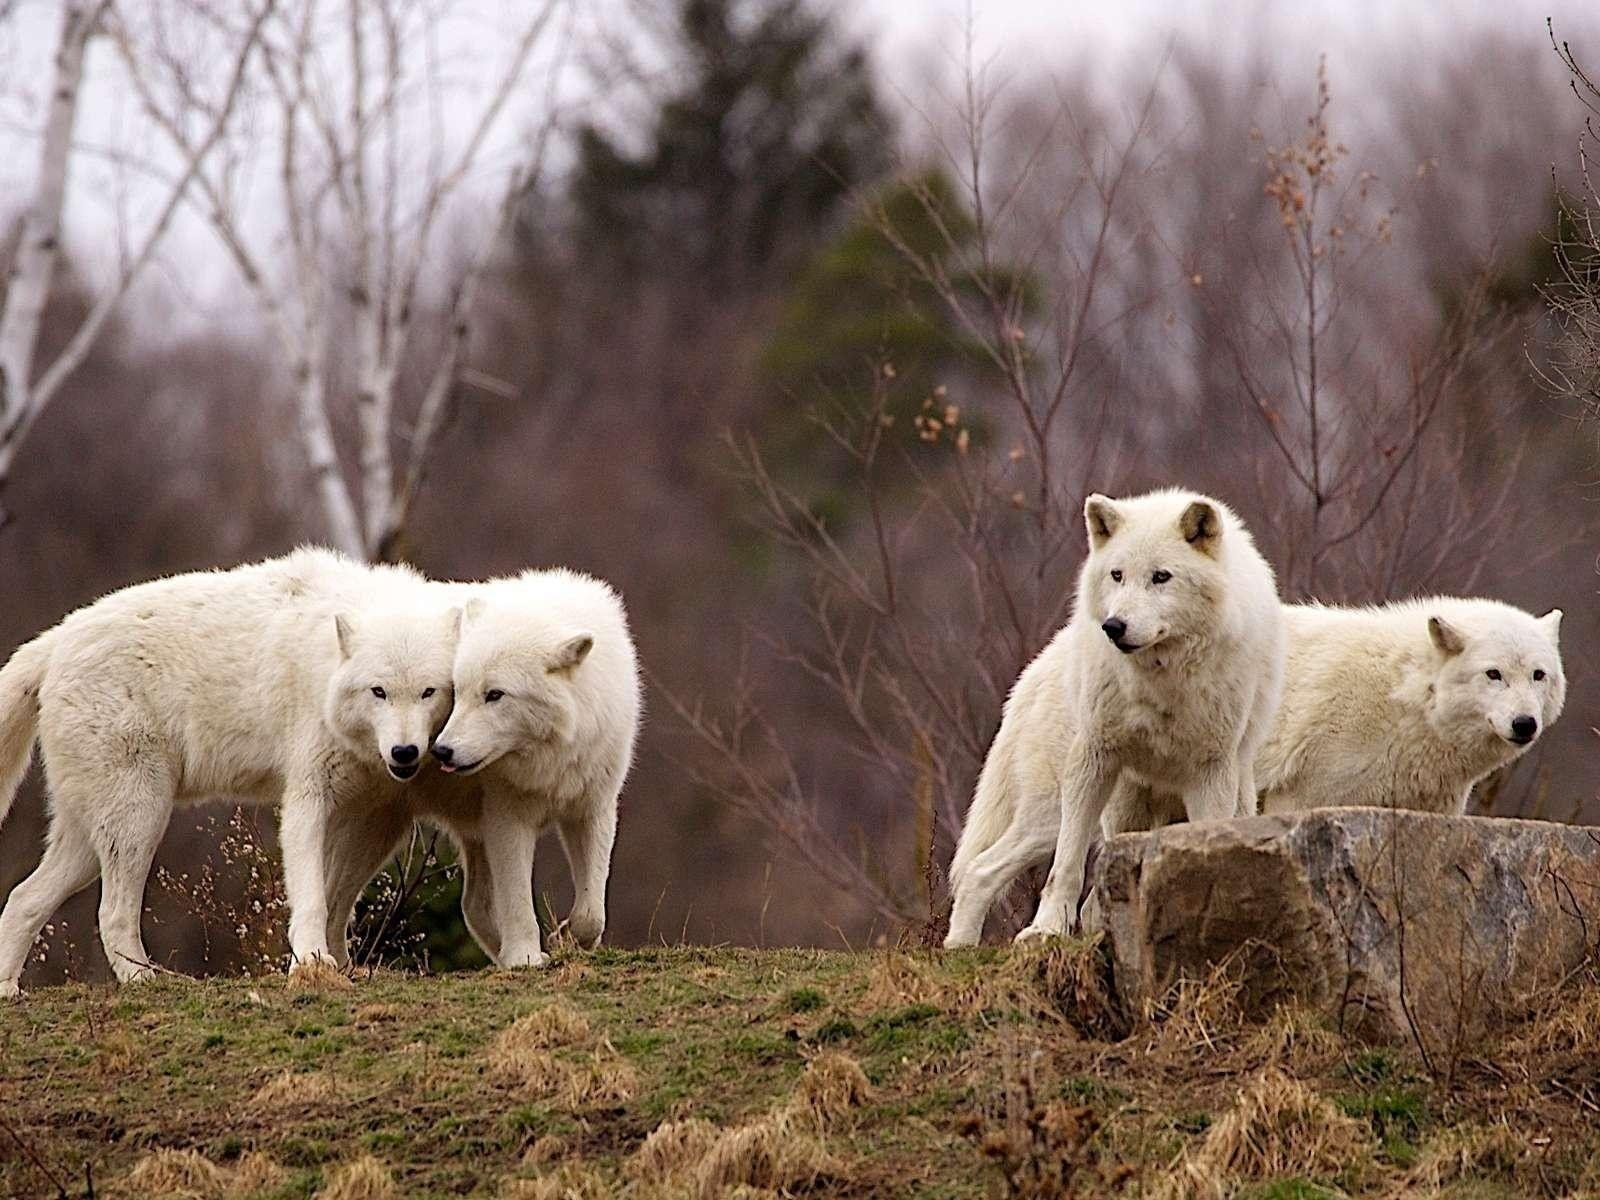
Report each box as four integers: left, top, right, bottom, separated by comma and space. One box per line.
568, 909, 604, 950
1013, 922, 1065, 945
287, 954, 354, 992
942, 930, 979, 949
0, 979, 20, 1000
497, 946, 550, 970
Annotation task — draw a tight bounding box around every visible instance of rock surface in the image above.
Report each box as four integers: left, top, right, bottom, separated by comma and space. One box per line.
1090, 807, 1600, 1045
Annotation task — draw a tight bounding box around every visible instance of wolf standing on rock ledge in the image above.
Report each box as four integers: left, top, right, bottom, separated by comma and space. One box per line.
944, 489, 1285, 947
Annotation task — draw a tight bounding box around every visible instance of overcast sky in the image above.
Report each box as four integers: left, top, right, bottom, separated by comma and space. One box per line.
1, 0, 1596, 338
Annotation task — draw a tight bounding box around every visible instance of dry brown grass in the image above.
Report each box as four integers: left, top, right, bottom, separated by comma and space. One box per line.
315, 1154, 397, 1200
249, 1070, 342, 1111
1239, 1003, 1346, 1073
521, 1135, 569, 1166
863, 951, 945, 1010
94, 1028, 145, 1077
627, 1071, 855, 1198
486, 1005, 635, 1108
499, 1163, 613, 1199
114, 1148, 285, 1199
1401, 1123, 1529, 1195
793, 1051, 872, 1129
118, 1149, 230, 1198
1157, 1069, 1371, 1198
627, 1118, 724, 1182
985, 937, 1129, 1040
687, 1109, 844, 1198
491, 1004, 592, 1058
285, 957, 355, 993
353, 1003, 402, 1025
1506, 975, 1600, 1056
1138, 960, 1251, 1055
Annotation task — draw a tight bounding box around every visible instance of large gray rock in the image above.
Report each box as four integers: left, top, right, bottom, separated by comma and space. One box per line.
1090, 807, 1600, 1045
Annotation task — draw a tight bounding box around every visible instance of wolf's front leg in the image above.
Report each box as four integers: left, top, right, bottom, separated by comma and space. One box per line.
480, 791, 545, 969
456, 835, 502, 963
280, 772, 339, 972
558, 802, 616, 949
1184, 761, 1241, 824
1017, 747, 1114, 942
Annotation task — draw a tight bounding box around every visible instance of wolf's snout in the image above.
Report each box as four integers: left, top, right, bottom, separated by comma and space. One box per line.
1101, 617, 1127, 644
432, 743, 454, 764
1509, 714, 1538, 744
390, 743, 419, 765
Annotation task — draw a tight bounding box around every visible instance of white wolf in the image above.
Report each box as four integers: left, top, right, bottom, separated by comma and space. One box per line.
384, 567, 640, 969
943, 489, 1284, 947
1094, 597, 1567, 849
1255, 599, 1566, 815
0, 549, 458, 994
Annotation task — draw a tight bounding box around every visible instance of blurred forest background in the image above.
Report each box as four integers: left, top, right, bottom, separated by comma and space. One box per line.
6, 0, 1600, 982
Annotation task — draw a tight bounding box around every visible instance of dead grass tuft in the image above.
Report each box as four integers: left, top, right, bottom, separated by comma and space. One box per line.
230, 1152, 286, 1194
95, 1029, 145, 1077
1507, 976, 1600, 1056
1158, 1069, 1370, 1198
1403, 1123, 1528, 1193
1239, 1003, 1345, 1072
492, 1004, 592, 1059
689, 1109, 844, 1198
315, 1154, 397, 1200
1141, 962, 1248, 1052
792, 1051, 871, 1129
628, 1118, 723, 1182
992, 937, 1128, 1040
521, 1135, 569, 1166
486, 1005, 633, 1108
285, 957, 355, 993
628, 1110, 843, 1198
120, 1148, 230, 1198
249, 1069, 342, 1111
115, 1148, 286, 1198
863, 951, 944, 1010
499, 1163, 612, 1200
354, 1003, 402, 1025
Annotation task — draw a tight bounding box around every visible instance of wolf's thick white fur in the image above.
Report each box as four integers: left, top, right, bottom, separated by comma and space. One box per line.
1081, 598, 1567, 863
943, 489, 1284, 947
359, 568, 640, 970
1255, 598, 1566, 815
0, 549, 459, 995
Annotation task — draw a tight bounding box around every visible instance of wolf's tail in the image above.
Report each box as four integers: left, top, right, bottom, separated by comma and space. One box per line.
947, 734, 1017, 891
0, 631, 51, 834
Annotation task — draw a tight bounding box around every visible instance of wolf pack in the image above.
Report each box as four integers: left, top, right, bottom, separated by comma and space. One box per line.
0, 487, 1568, 994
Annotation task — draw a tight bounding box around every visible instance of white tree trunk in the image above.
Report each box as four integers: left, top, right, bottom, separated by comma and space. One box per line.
0, 2, 102, 493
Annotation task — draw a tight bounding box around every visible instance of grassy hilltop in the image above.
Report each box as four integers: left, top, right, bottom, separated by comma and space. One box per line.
4, 944, 1600, 1199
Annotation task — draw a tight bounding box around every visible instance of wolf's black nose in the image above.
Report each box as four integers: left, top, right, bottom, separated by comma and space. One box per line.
391, 744, 419, 765
432, 744, 454, 764
1101, 617, 1127, 644
1510, 715, 1538, 743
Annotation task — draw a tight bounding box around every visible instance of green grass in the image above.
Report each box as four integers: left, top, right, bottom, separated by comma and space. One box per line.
2, 945, 1596, 1198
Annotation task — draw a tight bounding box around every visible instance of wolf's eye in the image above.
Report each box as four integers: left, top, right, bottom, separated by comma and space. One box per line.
1151, 570, 1172, 585
1534, 669, 1547, 682
421, 687, 436, 699
1485, 669, 1502, 682
371, 686, 387, 700
485, 689, 505, 703
1110, 570, 1123, 583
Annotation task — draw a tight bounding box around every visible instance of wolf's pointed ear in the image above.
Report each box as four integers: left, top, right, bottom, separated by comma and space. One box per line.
334, 613, 357, 660
443, 606, 463, 644
462, 596, 487, 625
1540, 608, 1563, 644
1084, 494, 1121, 549
1428, 615, 1465, 657
1179, 500, 1222, 555
548, 633, 594, 674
